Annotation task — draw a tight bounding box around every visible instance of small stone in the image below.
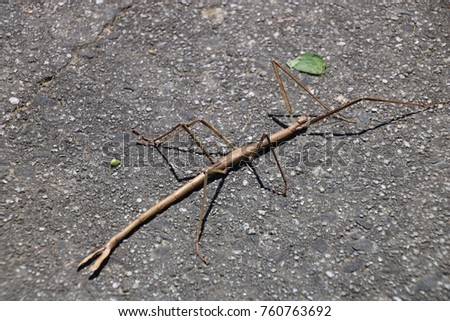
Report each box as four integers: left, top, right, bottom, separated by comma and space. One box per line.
246, 91, 255, 98
350, 239, 374, 252
130, 88, 144, 100
34, 96, 57, 107
336, 94, 349, 104
242, 179, 248, 186
355, 218, 373, 230
394, 8, 414, 16
79, 50, 96, 59
9, 97, 20, 104
325, 271, 334, 278
343, 259, 364, 273
312, 239, 328, 253
136, 198, 142, 203
312, 166, 332, 178
121, 280, 132, 293
415, 275, 439, 292
391, 167, 404, 177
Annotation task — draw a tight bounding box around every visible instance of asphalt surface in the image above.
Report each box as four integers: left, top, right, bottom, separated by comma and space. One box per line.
1, 1, 449, 300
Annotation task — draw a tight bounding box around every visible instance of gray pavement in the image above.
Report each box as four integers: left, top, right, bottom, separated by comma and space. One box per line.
1, 0, 449, 300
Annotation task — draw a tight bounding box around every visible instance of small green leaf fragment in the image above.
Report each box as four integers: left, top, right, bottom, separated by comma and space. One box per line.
287, 52, 327, 75
110, 158, 121, 167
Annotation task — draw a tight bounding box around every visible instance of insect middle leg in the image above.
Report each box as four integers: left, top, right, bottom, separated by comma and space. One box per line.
194, 132, 291, 264
133, 119, 237, 164
251, 133, 288, 196
194, 167, 229, 264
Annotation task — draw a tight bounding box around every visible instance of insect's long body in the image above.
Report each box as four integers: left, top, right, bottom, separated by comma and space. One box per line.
78, 116, 309, 272
78, 59, 448, 274
211, 116, 309, 170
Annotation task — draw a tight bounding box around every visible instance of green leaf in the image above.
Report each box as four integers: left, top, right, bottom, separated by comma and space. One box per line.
110, 158, 121, 167
287, 52, 326, 76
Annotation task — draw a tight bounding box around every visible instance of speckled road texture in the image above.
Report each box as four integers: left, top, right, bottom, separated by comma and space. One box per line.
1, 0, 449, 300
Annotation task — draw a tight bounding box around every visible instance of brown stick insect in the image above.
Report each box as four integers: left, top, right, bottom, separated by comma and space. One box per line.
78, 59, 448, 274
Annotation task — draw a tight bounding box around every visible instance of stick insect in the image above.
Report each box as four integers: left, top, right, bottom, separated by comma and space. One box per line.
78, 59, 448, 273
